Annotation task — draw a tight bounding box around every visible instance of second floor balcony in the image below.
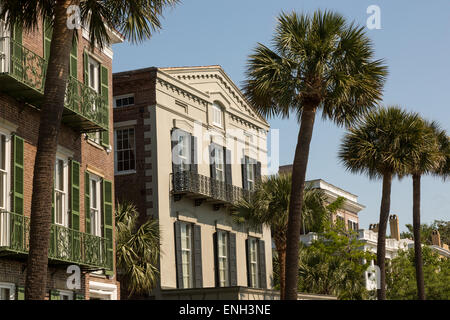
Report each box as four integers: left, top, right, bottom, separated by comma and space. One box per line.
0, 37, 108, 133
0, 210, 108, 270
171, 171, 252, 209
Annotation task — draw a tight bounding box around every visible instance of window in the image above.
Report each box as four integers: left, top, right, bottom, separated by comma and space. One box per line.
88, 56, 100, 93
0, 133, 7, 210
214, 146, 225, 182
0, 283, 14, 300
348, 220, 359, 231
180, 222, 194, 289
59, 290, 73, 300
115, 128, 136, 173
212, 103, 223, 127
217, 231, 229, 287
114, 94, 135, 108
246, 161, 255, 190
177, 133, 190, 172
89, 175, 102, 237
248, 238, 259, 288
54, 158, 68, 226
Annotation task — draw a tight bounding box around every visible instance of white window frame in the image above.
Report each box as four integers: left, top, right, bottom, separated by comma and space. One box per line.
0, 20, 10, 73
212, 103, 223, 128
0, 282, 15, 300
249, 238, 259, 288
217, 230, 229, 287
54, 155, 69, 227
114, 127, 136, 174
180, 222, 194, 289
89, 174, 102, 237
178, 133, 190, 172
246, 161, 255, 190
59, 290, 74, 300
114, 94, 135, 108
0, 129, 11, 212
88, 56, 100, 93
88, 281, 118, 300
214, 146, 225, 182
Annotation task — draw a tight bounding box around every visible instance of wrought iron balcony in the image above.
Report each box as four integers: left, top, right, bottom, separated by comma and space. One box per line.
0, 210, 109, 270
171, 171, 252, 208
0, 37, 108, 132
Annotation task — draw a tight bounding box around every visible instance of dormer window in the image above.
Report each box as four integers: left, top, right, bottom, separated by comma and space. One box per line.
212, 103, 223, 128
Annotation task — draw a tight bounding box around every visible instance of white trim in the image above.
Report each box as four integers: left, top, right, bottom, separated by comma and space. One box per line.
0, 282, 15, 300
88, 281, 118, 300
114, 120, 137, 128
0, 128, 11, 212
176, 213, 197, 224
0, 117, 18, 133
58, 289, 74, 300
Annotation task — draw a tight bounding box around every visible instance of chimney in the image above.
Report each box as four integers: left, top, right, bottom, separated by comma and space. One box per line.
369, 223, 379, 233
431, 230, 441, 247
389, 214, 400, 241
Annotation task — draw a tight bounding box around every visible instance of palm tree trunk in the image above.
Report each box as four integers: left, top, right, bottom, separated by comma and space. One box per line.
412, 174, 426, 300
376, 172, 392, 300
276, 247, 286, 300
25, 0, 77, 300
284, 106, 317, 300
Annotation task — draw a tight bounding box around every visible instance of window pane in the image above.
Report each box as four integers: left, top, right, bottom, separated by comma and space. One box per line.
0, 134, 5, 170
0, 287, 11, 300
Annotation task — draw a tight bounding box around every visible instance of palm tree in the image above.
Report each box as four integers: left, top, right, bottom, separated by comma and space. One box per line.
339, 106, 429, 300
405, 121, 444, 300
116, 202, 160, 298
0, 0, 179, 299
243, 10, 388, 299
233, 173, 339, 299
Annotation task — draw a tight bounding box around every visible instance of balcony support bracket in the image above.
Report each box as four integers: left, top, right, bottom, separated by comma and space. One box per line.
174, 194, 183, 202
194, 198, 206, 207
213, 203, 223, 211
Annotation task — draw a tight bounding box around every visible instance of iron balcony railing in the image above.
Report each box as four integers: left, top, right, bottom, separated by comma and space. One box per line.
0, 210, 109, 269
0, 37, 108, 131
171, 171, 252, 205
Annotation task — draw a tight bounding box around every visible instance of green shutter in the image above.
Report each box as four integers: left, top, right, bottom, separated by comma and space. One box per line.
50, 290, 60, 300
100, 65, 109, 146
83, 51, 89, 85
70, 37, 78, 78
13, 135, 24, 215
71, 160, 80, 230
75, 293, 84, 300
85, 172, 90, 233
11, 23, 23, 78
17, 286, 25, 300
43, 18, 53, 62
103, 179, 114, 275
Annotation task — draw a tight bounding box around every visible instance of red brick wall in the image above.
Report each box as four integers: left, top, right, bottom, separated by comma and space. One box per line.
0, 18, 119, 298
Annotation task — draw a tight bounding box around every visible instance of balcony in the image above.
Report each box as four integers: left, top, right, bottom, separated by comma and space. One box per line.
171, 171, 251, 209
0, 210, 109, 270
0, 37, 108, 132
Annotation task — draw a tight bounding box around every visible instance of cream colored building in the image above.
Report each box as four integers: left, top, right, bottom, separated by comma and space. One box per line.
113, 66, 273, 299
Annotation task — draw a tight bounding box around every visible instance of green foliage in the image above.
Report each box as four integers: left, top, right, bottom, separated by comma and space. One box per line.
243, 10, 388, 127
386, 247, 450, 300
116, 202, 160, 297
400, 220, 450, 246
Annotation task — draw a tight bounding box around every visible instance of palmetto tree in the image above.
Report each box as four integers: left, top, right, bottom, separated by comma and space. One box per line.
234, 173, 338, 300
116, 202, 160, 298
243, 10, 387, 299
339, 106, 430, 300
405, 121, 444, 300
0, 0, 178, 299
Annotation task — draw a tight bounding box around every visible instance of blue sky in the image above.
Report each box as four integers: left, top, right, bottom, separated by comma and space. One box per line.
112, 0, 450, 232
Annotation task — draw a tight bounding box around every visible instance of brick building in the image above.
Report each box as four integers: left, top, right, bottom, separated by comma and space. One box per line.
0, 18, 122, 299
113, 66, 276, 299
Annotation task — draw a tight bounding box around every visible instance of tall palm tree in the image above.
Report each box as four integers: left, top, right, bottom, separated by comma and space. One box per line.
339, 106, 429, 300
243, 10, 388, 299
0, 0, 179, 299
116, 202, 160, 298
233, 173, 339, 299
406, 121, 444, 300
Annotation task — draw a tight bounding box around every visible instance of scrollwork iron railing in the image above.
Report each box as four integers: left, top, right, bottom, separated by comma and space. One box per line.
172, 171, 252, 205
0, 210, 108, 269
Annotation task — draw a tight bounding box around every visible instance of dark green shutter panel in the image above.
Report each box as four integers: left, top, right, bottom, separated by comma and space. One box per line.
209, 144, 216, 180
255, 161, 262, 184
190, 134, 197, 173
193, 224, 203, 288
241, 157, 248, 190
83, 51, 89, 85
174, 221, 183, 288
213, 232, 219, 287
245, 238, 251, 287
11, 23, 23, 78
100, 65, 110, 146
171, 129, 180, 174
71, 161, 81, 261
229, 232, 237, 286
75, 293, 84, 300
43, 18, 53, 62
17, 286, 25, 300
103, 179, 114, 275
50, 290, 60, 300
258, 240, 267, 289
225, 148, 232, 185
85, 172, 90, 234
13, 135, 24, 215
70, 37, 78, 78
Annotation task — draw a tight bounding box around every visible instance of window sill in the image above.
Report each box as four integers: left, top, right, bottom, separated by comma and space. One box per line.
86, 137, 107, 151
115, 170, 137, 176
